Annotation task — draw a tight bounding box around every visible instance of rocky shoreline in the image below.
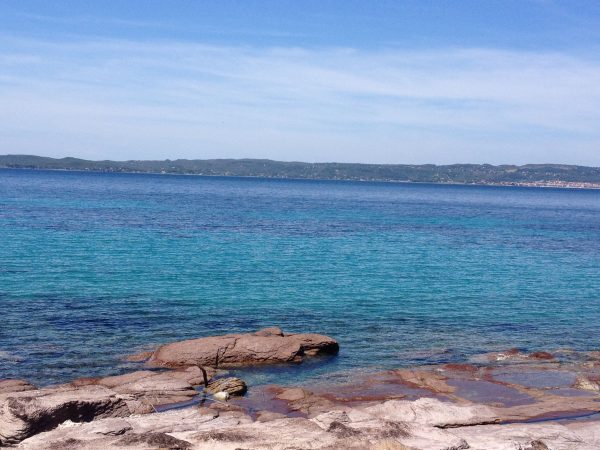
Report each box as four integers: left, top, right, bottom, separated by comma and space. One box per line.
2, 328, 600, 449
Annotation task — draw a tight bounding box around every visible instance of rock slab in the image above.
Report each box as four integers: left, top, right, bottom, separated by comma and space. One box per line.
0, 379, 36, 395
142, 327, 339, 368
0, 385, 130, 445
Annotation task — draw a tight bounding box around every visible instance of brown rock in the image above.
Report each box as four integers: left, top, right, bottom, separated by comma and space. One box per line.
169, 365, 217, 386
143, 327, 339, 369
0, 385, 130, 445
275, 387, 335, 416
588, 351, 600, 360
73, 369, 215, 414
97, 370, 156, 389
101, 372, 198, 413
0, 379, 36, 395
276, 387, 308, 402
394, 369, 454, 394
205, 377, 247, 396
69, 377, 102, 387
442, 364, 479, 374
254, 327, 285, 337
529, 351, 554, 361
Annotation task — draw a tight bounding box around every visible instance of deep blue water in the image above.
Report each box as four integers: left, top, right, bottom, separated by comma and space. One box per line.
1, 169, 599, 386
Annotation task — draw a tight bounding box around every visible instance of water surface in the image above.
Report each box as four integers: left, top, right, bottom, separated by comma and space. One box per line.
1, 169, 599, 386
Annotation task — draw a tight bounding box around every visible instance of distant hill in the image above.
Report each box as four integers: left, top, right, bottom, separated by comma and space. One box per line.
1, 154, 600, 187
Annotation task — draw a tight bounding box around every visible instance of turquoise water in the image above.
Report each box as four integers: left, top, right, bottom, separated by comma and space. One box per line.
1, 169, 599, 386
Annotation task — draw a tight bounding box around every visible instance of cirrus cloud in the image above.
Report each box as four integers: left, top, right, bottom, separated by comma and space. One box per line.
1, 36, 600, 165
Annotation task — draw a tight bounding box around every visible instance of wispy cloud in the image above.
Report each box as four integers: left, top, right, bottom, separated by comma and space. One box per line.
1, 36, 600, 164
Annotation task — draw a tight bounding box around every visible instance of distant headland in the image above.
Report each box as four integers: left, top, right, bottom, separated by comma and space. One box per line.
1, 154, 600, 189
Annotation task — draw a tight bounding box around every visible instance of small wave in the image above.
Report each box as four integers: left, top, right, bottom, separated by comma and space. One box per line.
0, 350, 24, 363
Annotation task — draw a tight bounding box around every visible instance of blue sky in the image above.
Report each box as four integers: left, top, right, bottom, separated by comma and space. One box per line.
2, 1, 600, 164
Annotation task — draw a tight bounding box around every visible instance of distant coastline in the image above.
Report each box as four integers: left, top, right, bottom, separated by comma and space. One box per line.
2, 154, 600, 189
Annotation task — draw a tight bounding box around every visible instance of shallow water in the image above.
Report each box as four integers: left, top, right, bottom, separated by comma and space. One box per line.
447, 379, 536, 407
1, 169, 599, 386
492, 369, 576, 389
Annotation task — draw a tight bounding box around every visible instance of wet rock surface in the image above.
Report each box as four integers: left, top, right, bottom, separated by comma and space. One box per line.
136, 327, 339, 368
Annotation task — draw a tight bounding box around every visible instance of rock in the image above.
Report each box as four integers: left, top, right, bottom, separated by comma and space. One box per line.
113, 375, 197, 411
574, 375, 600, 391
14, 394, 600, 450
254, 327, 285, 337
452, 421, 600, 450
169, 365, 216, 386
312, 410, 351, 430
97, 370, 157, 389
472, 349, 558, 365
0, 379, 36, 395
588, 351, 600, 361
529, 440, 550, 450
116, 431, 192, 449
205, 377, 247, 396
275, 387, 336, 416
142, 327, 339, 368
213, 391, 230, 401
276, 387, 308, 402
83, 419, 133, 436
529, 351, 554, 361
393, 369, 454, 394
362, 397, 498, 428
198, 406, 220, 419
0, 385, 130, 445
207, 401, 246, 413
70, 377, 102, 387
68, 368, 214, 414
256, 410, 287, 422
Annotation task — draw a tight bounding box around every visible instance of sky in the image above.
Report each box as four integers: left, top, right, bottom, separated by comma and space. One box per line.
1, 1, 600, 165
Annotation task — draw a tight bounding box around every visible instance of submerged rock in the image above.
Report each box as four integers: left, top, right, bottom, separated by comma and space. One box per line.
139, 327, 339, 369
473, 349, 558, 364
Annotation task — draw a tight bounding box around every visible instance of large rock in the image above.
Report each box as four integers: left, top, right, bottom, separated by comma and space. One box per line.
0, 385, 130, 445
142, 327, 339, 368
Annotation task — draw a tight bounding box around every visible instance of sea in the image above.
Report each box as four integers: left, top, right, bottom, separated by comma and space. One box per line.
1, 169, 599, 387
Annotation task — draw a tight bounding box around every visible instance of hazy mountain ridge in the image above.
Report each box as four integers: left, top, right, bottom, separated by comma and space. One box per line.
1, 154, 600, 185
